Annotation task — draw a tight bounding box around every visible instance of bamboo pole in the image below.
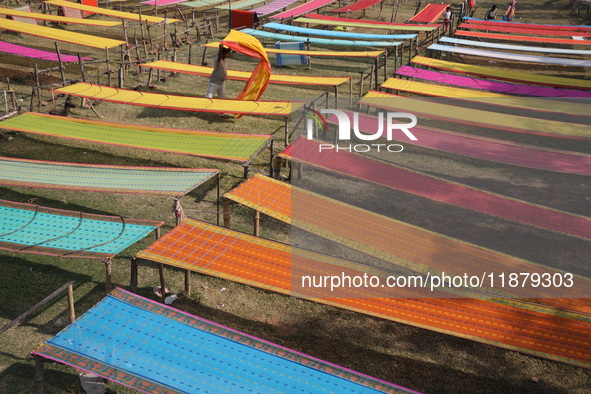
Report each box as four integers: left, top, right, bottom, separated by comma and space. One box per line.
0, 281, 75, 336
185, 270, 191, 295
67, 283, 75, 323
105, 259, 112, 293
253, 210, 260, 236
130, 257, 138, 292
216, 173, 221, 226
55, 42, 66, 84
158, 264, 166, 298
269, 139, 274, 177
34, 63, 41, 112
105, 47, 112, 86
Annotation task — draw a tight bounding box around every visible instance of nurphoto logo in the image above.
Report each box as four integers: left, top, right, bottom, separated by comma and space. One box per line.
305, 108, 418, 153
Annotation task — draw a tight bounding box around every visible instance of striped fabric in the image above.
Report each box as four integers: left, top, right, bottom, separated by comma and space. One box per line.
360, 90, 591, 140
0, 112, 271, 163
241, 29, 402, 47
0, 199, 162, 258
182, 0, 226, 7
33, 288, 419, 394
53, 83, 299, 115
428, 44, 591, 67
217, 0, 265, 9
263, 22, 417, 40
295, 15, 439, 31
407, 3, 449, 23
202, 41, 386, 57
459, 22, 591, 37
0, 41, 91, 62
280, 137, 591, 237
270, 0, 336, 19
136, 214, 591, 369
395, 65, 591, 98
139, 61, 350, 85
0, 6, 121, 26
303, 13, 441, 29
411, 55, 591, 90
0, 18, 125, 49
328, 0, 383, 13
455, 30, 591, 45
43, 0, 180, 23
380, 78, 591, 114
274, 42, 308, 66
142, 0, 187, 5
9, 5, 37, 24
463, 16, 591, 32
439, 36, 591, 55
251, 0, 299, 16
0, 156, 219, 195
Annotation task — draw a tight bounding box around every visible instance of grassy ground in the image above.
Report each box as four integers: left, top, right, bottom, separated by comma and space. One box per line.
0, 0, 590, 393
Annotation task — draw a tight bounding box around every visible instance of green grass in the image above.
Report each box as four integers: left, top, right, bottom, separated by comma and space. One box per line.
0, 0, 591, 393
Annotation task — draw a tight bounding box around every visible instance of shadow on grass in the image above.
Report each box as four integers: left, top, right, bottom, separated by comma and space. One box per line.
0, 361, 80, 394
0, 257, 92, 324
0, 188, 129, 217
161, 291, 575, 394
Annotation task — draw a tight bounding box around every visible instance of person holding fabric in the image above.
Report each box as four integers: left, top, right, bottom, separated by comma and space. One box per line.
502, 0, 516, 21
205, 44, 232, 99
484, 4, 497, 20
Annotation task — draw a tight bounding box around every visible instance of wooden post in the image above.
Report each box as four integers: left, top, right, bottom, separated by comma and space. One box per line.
139, 12, 146, 41
223, 198, 231, 228
269, 139, 274, 178
29, 87, 36, 114
105, 47, 112, 86
217, 173, 221, 226
201, 44, 208, 65
374, 57, 379, 90
0, 281, 75, 336
391, 0, 400, 23
156, 52, 161, 81
130, 257, 138, 292
122, 19, 128, 44
284, 116, 289, 145
77, 53, 87, 108
34, 356, 44, 394
67, 283, 75, 323
253, 210, 260, 236
158, 264, 166, 298
33, 63, 41, 111
188, 43, 193, 64
119, 44, 125, 88
185, 270, 191, 295
273, 156, 282, 179
54, 42, 66, 84
105, 259, 112, 293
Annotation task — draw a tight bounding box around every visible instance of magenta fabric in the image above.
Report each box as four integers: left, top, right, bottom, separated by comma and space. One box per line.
271, 0, 336, 18
252, 0, 299, 16
0, 41, 90, 62
141, 0, 186, 5
305, 13, 441, 27
329, 0, 383, 13
396, 66, 591, 98
331, 112, 591, 176
283, 136, 591, 240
